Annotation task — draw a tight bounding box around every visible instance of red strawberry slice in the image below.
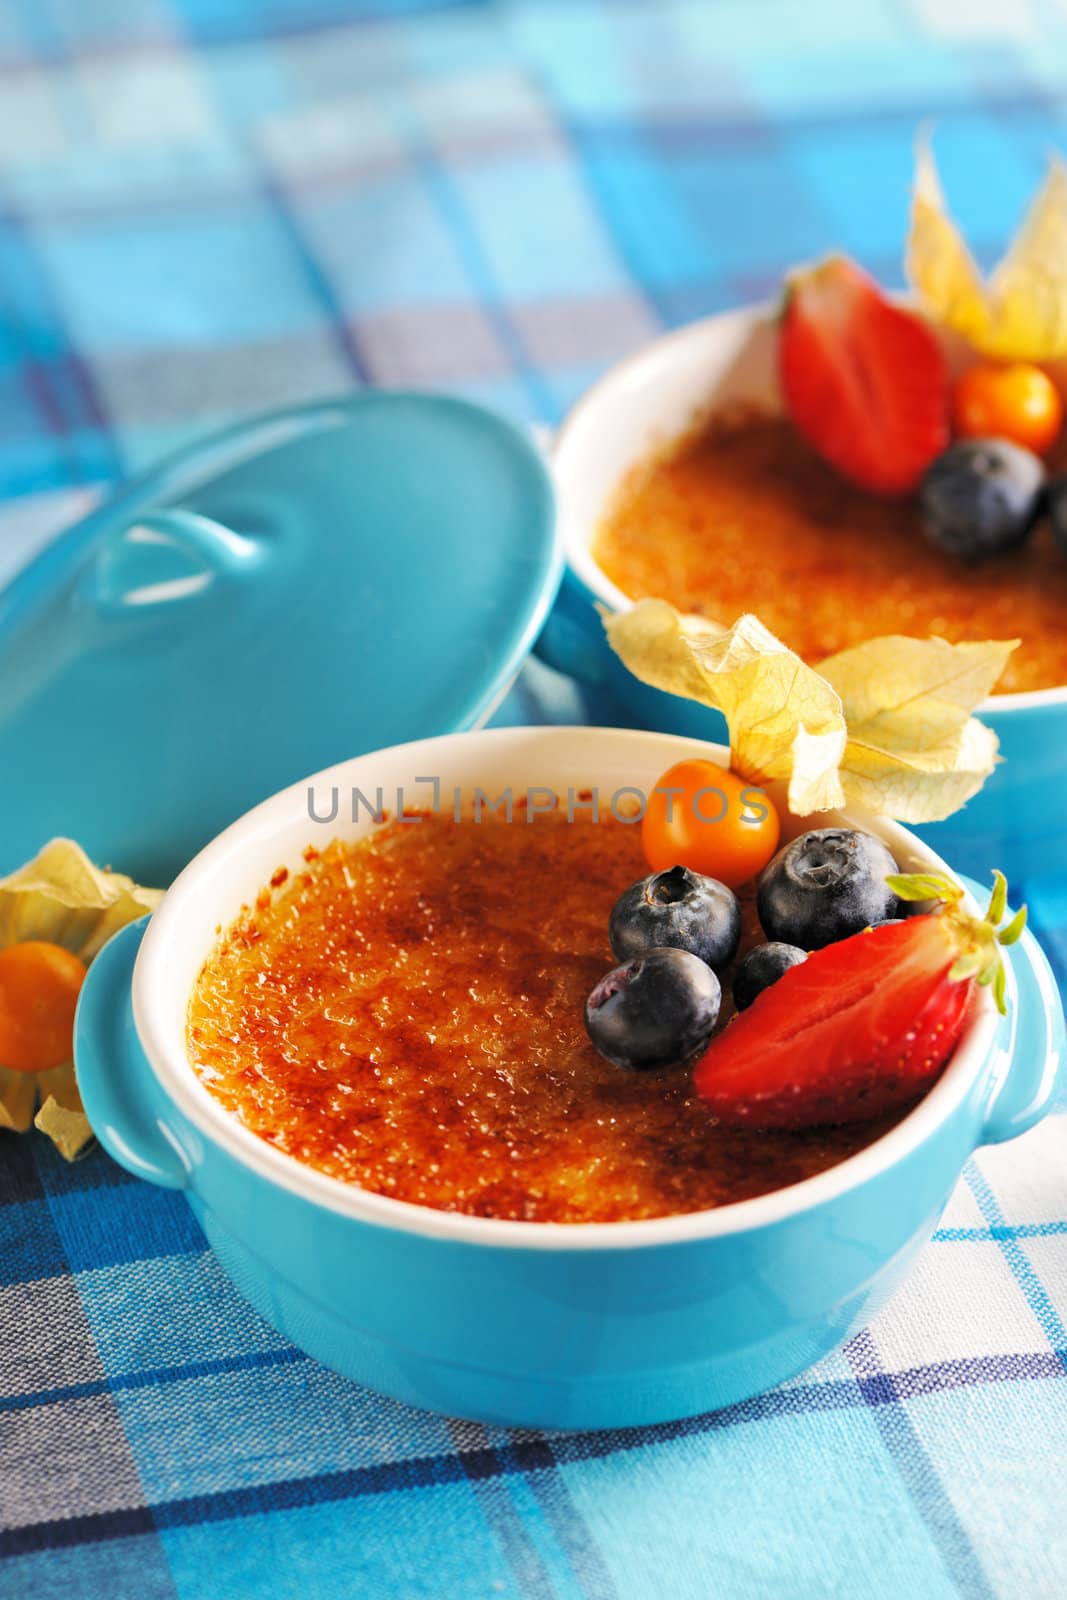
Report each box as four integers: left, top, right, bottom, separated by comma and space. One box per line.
694, 915, 972, 1129
780, 255, 950, 496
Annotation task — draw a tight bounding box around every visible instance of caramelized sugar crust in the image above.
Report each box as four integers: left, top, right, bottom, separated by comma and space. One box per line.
594, 413, 1067, 694
187, 811, 901, 1223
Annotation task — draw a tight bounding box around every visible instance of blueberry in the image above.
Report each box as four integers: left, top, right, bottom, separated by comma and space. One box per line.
920, 439, 1045, 560
608, 864, 741, 972
732, 942, 807, 1011
1046, 473, 1067, 555
757, 828, 900, 950
585, 947, 721, 1071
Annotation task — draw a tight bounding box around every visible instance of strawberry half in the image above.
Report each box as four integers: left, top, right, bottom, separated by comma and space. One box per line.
694, 871, 1024, 1130
780, 254, 950, 496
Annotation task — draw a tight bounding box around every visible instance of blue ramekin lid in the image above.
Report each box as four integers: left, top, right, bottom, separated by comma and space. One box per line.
0, 393, 559, 882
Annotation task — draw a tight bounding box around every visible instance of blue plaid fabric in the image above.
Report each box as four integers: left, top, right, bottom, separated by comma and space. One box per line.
3, 1, 1067, 1596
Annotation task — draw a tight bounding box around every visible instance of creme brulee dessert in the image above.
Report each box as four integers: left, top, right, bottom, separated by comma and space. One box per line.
594, 412, 1067, 696
186, 809, 901, 1224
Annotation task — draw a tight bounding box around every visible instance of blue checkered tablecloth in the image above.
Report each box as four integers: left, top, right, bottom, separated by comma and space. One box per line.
3, 2, 1067, 1596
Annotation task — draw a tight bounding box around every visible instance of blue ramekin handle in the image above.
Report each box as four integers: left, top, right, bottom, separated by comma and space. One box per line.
528, 420, 617, 687
75, 916, 190, 1188
532, 570, 614, 685
977, 902, 1065, 1146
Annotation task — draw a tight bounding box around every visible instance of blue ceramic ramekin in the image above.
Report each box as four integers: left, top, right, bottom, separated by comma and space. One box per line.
535, 306, 1067, 887
75, 727, 1063, 1430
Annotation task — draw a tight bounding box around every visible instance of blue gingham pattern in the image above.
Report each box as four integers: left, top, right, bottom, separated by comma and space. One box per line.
2, 2, 1067, 1596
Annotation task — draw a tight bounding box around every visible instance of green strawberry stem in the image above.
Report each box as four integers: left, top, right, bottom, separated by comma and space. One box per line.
885, 868, 1026, 1016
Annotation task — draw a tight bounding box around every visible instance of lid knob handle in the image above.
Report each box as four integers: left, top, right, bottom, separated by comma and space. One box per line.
82, 509, 264, 620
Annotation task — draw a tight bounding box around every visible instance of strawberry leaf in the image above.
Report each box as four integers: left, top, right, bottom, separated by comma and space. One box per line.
950, 950, 984, 981
994, 963, 1008, 1013
886, 870, 963, 904
936, 867, 1026, 1017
